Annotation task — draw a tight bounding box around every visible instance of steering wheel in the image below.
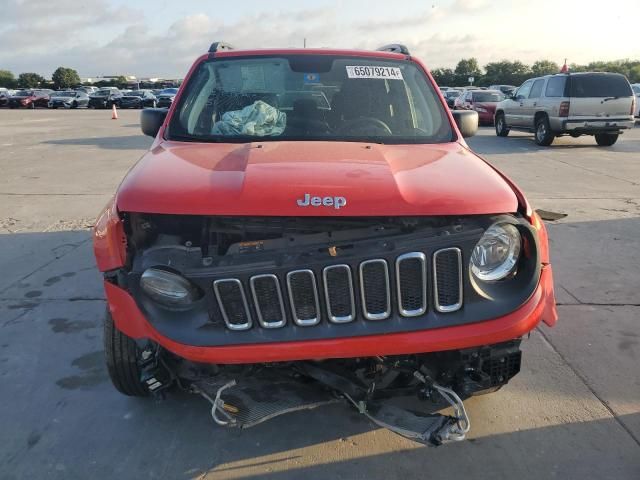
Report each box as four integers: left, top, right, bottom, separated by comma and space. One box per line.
341, 117, 393, 136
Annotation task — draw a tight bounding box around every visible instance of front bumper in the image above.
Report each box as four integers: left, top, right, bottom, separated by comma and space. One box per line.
104, 264, 557, 364
120, 100, 142, 108
49, 100, 72, 108
89, 100, 108, 108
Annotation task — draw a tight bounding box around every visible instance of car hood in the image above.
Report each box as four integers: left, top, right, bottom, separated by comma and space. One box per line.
116, 140, 518, 216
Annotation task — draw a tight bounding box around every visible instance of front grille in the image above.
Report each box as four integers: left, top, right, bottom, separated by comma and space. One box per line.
210, 249, 465, 331
323, 265, 355, 323
433, 248, 463, 312
359, 259, 391, 320
396, 252, 427, 317
213, 279, 252, 330
286, 270, 320, 326
250, 274, 286, 328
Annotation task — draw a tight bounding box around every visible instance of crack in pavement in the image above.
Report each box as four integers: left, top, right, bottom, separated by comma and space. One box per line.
556, 302, 640, 307
1, 297, 104, 302
537, 327, 640, 448
0, 236, 92, 298
0, 192, 110, 196
548, 157, 640, 186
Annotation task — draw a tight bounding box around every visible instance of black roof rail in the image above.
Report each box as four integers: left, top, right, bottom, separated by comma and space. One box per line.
376, 44, 410, 55
208, 42, 235, 53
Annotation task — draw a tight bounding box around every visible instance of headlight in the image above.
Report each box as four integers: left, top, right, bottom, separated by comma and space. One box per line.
470, 223, 521, 281
140, 268, 201, 307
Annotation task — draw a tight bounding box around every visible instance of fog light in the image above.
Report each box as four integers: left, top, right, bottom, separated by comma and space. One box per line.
470, 223, 521, 281
140, 268, 200, 307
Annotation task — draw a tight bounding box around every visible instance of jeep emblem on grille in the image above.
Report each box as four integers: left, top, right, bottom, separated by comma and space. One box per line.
296, 193, 347, 209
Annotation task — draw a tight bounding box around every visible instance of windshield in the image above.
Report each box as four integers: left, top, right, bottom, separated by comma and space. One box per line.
568, 73, 632, 98
161, 88, 178, 95
93, 90, 111, 97
128, 91, 145, 97
473, 91, 505, 102
52, 91, 75, 97
14, 90, 32, 96
168, 55, 453, 144
632, 85, 640, 95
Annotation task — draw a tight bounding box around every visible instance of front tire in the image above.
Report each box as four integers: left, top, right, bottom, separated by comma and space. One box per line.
495, 113, 509, 137
595, 133, 619, 146
534, 116, 554, 146
104, 310, 148, 397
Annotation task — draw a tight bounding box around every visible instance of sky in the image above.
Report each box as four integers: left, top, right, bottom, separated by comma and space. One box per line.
1, 0, 639, 79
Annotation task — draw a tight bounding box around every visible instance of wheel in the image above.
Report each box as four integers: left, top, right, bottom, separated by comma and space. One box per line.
534, 116, 554, 146
72, 100, 78, 109
495, 113, 509, 137
595, 133, 618, 146
104, 310, 148, 397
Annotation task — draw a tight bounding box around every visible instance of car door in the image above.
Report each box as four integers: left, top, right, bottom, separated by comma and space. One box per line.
521, 78, 545, 129
504, 80, 533, 127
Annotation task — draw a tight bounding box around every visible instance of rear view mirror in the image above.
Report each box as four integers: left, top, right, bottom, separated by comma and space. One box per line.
140, 108, 168, 137
452, 110, 478, 138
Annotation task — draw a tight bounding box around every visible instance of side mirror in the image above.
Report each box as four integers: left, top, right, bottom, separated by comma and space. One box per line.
452, 110, 478, 138
140, 108, 168, 137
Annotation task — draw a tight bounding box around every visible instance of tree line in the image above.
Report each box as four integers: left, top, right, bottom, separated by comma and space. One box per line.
0, 67, 128, 90
2, 58, 640, 91
431, 58, 640, 87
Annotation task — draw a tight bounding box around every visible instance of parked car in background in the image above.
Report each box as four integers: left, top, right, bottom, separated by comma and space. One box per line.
8, 89, 50, 109
155, 87, 179, 108
632, 83, 640, 117
76, 86, 98, 95
456, 90, 505, 125
120, 90, 157, 109
444, 89, 462, 108
88, 88, 123, 109
452, 88, 481, 109
48, 91, 89, 109
489, 84, 516, 96
0, 89, 16, 107
495, 72, 635, 146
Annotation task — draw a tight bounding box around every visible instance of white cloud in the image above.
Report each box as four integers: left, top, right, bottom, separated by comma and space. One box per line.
0, 0, 637, 79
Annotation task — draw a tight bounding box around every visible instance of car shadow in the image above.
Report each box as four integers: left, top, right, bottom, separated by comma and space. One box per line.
0, 217, 639, 479
42, 135, 152, 150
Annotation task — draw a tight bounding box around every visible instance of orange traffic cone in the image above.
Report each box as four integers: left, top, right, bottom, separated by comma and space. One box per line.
111, 104, 118, 120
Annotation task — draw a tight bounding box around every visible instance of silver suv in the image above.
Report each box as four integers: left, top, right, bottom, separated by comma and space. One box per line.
494, 72, 636, 146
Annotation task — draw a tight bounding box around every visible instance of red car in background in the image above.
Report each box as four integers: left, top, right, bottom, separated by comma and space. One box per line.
8, 90, 51, 109
457, 90, 505, 125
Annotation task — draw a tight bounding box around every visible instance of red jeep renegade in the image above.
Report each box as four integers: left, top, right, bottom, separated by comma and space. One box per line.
94, 43, 557, 445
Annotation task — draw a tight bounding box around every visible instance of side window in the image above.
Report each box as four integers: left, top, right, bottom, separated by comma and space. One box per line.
545, 77, 567, 97
516, 81, 533, 100
529, 79, 545, 99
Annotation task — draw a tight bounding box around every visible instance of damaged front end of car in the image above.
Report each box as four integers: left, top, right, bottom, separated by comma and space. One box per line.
96, 205, 553, 445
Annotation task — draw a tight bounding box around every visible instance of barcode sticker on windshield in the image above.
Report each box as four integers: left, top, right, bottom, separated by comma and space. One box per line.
346, 66, 403, 80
